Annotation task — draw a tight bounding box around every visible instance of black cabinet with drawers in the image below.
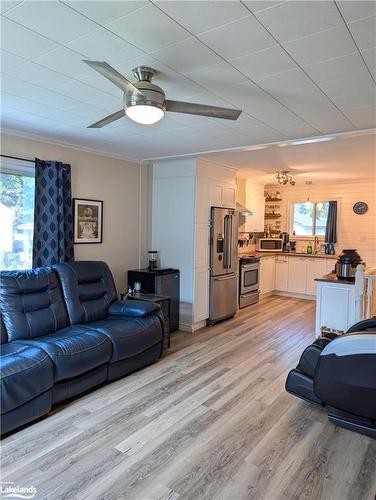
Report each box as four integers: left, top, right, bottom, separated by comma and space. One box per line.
128, 268, 180, 332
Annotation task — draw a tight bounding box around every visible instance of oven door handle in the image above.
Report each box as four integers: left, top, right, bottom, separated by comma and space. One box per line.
241, 264, 259, 270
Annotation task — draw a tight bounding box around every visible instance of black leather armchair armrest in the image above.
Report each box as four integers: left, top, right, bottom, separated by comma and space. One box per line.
109, 300, 160, 317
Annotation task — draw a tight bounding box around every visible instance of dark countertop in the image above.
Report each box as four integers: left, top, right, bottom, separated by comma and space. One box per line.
315, 273, 355, 285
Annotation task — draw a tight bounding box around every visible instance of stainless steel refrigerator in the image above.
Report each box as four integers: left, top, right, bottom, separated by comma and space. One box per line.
208, 206, 239, 324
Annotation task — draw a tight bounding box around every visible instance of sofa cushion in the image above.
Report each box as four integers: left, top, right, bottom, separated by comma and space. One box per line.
0, 268, 69, 341
86, 316, 163, 363
1, 343, 54, 414
1, 317, 7, 344
54, 261, 117, 325
17, 326, 112, 382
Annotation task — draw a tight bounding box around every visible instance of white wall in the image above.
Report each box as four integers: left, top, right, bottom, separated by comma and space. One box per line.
1, 133, 142, 292
265, 179, 376, 266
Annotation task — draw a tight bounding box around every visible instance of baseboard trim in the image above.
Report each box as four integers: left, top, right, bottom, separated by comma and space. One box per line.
273, 291, 315, 301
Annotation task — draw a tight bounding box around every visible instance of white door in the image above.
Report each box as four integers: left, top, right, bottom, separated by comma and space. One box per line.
288, 257, 307, 294
275, 256, 289, 291
306, 258, 327, 295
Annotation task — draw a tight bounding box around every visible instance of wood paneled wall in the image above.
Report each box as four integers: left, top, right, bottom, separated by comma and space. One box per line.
265, 179, 376, 266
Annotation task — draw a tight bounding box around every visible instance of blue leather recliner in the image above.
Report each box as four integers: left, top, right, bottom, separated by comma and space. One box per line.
0, 261, 165, 435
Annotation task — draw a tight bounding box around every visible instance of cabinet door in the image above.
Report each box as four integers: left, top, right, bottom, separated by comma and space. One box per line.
208, 184, 223, 208
275, 256, 289, 291
259, 257, 275, 294
326, 259, 336, 274
222, 186, 236, 208
288, 257, 307, 294
194, 269, 209, 321
306, 259, 327, 295
195, 223, 209, 269
245, 196, 265, 232
196, 178, 210, 222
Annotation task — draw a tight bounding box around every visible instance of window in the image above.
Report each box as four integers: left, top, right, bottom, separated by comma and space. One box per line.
0, 159, 35, 270
291, 201, 329, 237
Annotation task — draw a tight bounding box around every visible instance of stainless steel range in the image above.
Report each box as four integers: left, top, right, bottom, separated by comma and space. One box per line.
239, 255, 260, 308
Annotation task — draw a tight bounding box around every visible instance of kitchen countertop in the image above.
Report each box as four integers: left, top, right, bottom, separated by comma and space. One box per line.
254, 251, 338, 259
315, 273, 355, 285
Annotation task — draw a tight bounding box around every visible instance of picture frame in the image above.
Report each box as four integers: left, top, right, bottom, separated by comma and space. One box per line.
73, 198, 103, 244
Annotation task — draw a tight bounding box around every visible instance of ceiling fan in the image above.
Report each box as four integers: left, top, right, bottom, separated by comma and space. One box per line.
83, 60, 242, 127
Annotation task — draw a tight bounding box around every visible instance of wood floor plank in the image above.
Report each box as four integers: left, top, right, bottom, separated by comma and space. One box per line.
1, 296, 375, 500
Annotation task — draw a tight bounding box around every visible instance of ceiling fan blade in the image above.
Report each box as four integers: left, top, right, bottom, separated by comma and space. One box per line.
82, 60, 143, 95
87, 109, 126, 128
165, 100, 241, 120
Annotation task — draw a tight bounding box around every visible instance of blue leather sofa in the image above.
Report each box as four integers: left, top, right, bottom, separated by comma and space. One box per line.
0, 261, 164, 435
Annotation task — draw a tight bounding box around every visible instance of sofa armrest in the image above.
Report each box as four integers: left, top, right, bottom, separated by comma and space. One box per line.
109, 300, 160, 317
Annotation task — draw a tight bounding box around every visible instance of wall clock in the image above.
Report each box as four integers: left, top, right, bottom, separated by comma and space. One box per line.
353, 201, 368, 215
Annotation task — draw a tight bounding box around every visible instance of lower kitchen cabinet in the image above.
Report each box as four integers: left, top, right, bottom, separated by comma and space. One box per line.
288, 257, 308, 294
315, 280, 355, 337
259, 256, 275, 295
275, 256, 289, 291
306, 258, 328, 295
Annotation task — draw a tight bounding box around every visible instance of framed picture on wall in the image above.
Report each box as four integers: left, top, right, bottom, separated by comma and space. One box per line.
73, 198, 103, 244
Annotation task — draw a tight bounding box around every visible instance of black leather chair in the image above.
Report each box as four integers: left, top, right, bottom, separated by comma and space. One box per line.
0, 262, 164, 435
286, 319, 376, 438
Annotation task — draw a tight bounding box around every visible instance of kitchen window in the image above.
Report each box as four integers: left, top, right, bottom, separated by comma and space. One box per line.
0, 158, 35, 270
290, 201, 329, 237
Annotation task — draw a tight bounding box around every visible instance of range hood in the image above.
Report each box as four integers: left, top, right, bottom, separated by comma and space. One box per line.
236, 202, 253, 217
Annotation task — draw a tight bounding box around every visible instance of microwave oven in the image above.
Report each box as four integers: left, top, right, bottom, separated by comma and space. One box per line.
257, 238, 283, 252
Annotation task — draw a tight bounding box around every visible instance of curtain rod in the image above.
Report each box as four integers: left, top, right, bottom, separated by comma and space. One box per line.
1, 154, 35, 164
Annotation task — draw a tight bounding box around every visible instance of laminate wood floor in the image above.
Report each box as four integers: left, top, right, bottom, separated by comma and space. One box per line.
2, 296, 376, 500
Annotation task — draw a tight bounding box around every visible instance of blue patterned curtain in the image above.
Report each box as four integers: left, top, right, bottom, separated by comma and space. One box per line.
33, 159, 74, 267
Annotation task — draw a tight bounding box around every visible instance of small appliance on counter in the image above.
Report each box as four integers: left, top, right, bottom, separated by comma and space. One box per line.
279, 232, 289, 252
239, 255, 260, 308
148, 250, 158, 271
257, 237, 283, 252
335, 249, 364, 281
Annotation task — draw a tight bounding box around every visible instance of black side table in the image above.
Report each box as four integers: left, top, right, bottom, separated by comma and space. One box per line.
120, 292, 171, 350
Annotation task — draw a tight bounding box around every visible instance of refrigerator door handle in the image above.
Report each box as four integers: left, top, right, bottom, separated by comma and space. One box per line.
223, 215, 229, 269
228, 214, 233, 272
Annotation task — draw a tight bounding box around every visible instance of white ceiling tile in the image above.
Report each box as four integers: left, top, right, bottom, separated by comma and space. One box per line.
66, 28, 145, 67
1, 16, 59, 59
254, 68, 314, 95
283, 25, 357, 66
105, 4, 190, 52
198, 15, 276, 60
230, 45, 296, 79
362, 47, 376, 73
1, 73, 81, 108
343, 104, 376, 129
151, 37, 222, 74
348, 15, 376, 50
0, 1, 23, 13
242, 1, 285, 14
53, 80, 120, 107
320, 73, 376, 100
0, 49, 28, 71
155, 1, 249, 35
256, 107, 319, 138
63, 102, 118, 122
254, 1, 342, 43
62, 1, 147, 25
303, 52, 368, 85
1, 91, 59, 116
4, 60, 73, 90
338, 1, 376, 22
33, 46, 92, 79
335, 91, 376, 111
187, 62, 248, 96
4, 0, 98, 44
78, 71, 124, 97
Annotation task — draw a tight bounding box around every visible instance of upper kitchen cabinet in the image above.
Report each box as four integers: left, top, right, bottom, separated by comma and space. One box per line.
237, 179, 265, 233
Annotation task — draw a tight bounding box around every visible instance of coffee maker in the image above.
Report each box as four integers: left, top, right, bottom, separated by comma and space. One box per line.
280, 232, 289, 252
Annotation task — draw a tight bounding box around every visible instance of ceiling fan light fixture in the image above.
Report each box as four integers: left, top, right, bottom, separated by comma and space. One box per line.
125, 104, 164, 125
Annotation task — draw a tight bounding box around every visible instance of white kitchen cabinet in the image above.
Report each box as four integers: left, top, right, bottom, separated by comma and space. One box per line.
306, 258, 327, 295
315, 280, 355, 337
326, 259, 336, 274
288, 257, 308, 294
244, 182, 265, 232
223, 186, 236, 208
259, 256, 275, 295
208, 183, 236, 209
275, 255, 289, 291
194, 269, 209, 322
